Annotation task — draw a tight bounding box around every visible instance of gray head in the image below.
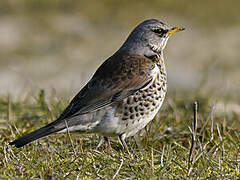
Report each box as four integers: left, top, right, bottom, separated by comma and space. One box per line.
119, 19, 184, 58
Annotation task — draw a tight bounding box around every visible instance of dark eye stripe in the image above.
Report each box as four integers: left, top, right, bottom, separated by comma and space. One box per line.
152, 29, 168, 37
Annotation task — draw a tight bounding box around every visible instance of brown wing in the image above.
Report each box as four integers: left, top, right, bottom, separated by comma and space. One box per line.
58, 52, 155, 120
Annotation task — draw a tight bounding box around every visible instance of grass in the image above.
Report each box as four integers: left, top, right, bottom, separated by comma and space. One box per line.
0, 90, 239, 179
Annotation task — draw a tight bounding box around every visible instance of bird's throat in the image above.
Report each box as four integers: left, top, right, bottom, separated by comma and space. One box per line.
155, 51, 167, 76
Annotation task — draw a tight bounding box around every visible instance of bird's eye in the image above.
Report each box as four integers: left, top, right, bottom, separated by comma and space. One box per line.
152, 28, 167, 37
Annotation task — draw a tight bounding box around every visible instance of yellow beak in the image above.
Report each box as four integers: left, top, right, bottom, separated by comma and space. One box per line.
167, 27, 185, 35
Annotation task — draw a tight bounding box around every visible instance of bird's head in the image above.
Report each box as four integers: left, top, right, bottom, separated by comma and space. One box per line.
119, 19, 185, 58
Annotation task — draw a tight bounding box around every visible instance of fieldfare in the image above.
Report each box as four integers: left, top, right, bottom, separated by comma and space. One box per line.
10, 19, 184, 152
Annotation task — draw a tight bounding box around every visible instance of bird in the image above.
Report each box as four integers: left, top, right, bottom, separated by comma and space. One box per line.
10, 19, 184, 152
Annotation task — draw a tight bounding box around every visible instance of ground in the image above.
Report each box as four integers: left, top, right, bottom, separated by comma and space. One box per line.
0, 90, 239, 179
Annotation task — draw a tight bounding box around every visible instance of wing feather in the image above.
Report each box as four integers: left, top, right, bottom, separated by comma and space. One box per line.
58, 52, 155, 120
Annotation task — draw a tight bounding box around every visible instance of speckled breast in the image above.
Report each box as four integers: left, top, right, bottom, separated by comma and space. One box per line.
119, 68, 167, 135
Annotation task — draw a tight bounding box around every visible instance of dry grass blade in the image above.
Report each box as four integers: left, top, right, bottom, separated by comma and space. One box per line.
216, 123, 224, 160
187, 101, 198, 177
151, 147, 154, 171
112, 159, 124, 179
1, 91, 239, 178
161, 145, 165, 167
64, 120, 77, 156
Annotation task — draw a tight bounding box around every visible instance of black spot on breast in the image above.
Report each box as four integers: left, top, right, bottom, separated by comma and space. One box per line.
140, 112, 144, 116
134, 106, 139, 112
144, 103, 149, 108
130, 114, 135, 119
127, 98, 131, 104
124, 112, 129, 116
129, 107, 134, 113
150, 63, 155, 70
122, 117, 128, 121
147, 93, 152, 96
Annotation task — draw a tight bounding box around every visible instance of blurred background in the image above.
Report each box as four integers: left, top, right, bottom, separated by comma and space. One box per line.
0, 0, 239, 109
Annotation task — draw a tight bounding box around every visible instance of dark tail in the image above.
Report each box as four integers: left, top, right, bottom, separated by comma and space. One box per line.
9, 120, 65, 148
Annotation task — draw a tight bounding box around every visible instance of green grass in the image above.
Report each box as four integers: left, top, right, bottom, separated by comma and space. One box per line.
0, 90, 239, 179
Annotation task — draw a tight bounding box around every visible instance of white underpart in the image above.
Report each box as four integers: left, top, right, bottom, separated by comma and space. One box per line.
141, 63, 160, 90
161, 36, 170, 50
58, 120, 100, 133
150, 36, 170, 52
125, 99, 164, 138
124, 64, 166, 137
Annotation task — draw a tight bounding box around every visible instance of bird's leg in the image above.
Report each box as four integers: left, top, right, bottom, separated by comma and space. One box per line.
97, 136, 112, 150
144, 126, 149, 136
104, 136, 112, 150
96, 136, 105, 149
118, 134, 130, 154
